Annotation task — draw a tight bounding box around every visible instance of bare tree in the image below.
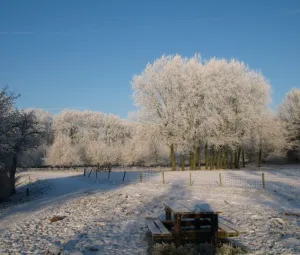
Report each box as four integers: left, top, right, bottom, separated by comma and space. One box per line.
6, 110, 44, 194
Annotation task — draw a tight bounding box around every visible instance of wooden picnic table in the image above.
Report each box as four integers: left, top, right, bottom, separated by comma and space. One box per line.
163, 200, 222, 246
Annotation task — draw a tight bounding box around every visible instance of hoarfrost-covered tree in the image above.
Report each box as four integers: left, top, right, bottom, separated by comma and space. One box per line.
132, 55, 189, 170
204, 58, 271, 168
278, 88, 300, 162
47, 110, 134, 166
19, 109, 54, 167
132, 54, 272, 169
243, 109, 286, 166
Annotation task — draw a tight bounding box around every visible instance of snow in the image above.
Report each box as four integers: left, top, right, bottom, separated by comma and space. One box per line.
0, 166, 300, 254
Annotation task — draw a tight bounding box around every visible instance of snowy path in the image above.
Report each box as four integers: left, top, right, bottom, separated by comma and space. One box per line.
0, 169, 299, 254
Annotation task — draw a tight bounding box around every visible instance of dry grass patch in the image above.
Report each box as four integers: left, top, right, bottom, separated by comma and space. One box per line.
152, 243, 245, 255
49, 215, 66, 223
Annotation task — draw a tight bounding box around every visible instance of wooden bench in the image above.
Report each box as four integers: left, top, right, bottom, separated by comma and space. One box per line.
145, 218, 173, 241
146, 217, 245, 241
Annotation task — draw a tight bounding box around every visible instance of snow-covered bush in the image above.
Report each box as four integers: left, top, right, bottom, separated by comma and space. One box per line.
278, 88, 300, 162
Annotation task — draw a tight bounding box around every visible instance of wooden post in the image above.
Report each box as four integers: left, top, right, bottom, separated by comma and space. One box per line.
140, 172, 142, 183
174, 214, 181, 247
83, 168, 85, 176
165, 208, 171, 221
189, 172, 192, 186
219, 173, 222, 187
108, 170, 111, 179
122, 171, 126, 181
96, 163, 99, 179
162, 171, 165, 185
211, 214, 218, 248
262, 173, 265, 189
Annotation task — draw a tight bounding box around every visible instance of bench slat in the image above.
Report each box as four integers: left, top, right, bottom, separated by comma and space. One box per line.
146, 218, 172, 236
154, 220, 172, 235
179, 200, 222, 214
164, 201, 192, 214
218, 222, 238, 235
146, 218, 162, 235
219, 217, 246, 233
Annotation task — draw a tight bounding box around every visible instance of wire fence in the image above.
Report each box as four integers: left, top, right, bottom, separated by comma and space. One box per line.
83, 170, 271, 190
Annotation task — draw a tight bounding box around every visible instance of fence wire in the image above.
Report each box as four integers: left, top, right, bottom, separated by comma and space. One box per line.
82, 170, 300, 193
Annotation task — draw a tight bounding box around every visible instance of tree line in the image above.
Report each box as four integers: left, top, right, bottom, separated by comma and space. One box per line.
1, 54, 299, 199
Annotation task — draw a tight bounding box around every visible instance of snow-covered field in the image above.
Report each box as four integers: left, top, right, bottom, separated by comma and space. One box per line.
0, 166, 300, 255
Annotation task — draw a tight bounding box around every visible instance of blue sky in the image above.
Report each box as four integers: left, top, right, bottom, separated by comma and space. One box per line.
1, 0, 299, 118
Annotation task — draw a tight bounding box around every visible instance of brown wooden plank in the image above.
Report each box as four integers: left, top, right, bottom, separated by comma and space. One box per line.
163, 201, 192, 214
217, 229, 231, 238
154, 220, 172, 235
219, 217, 245, 233
145, 218, 162, 235
178, 201, 216, 215
218, 222, 238, 235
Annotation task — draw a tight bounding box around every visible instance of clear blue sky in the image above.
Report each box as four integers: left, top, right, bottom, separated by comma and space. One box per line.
1, 0, 299, 118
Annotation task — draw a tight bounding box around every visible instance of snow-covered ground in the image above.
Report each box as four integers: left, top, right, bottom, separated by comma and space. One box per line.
0, 166, 300, 254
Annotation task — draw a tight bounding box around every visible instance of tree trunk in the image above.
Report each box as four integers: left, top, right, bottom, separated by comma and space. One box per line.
216, 148, 220, 169
181, 154, 185, 171
197, 146, 201, 170
205, 143, 208, 170
234, 148, 238, 169
217, 146, 223, 169
170, 144, 176, 171
10, 153, 18, 195
230, 149, 233, 169
223, 146, 227, 169
258, 148, 262, 167
189, 151, 193, 170
242, 150, 245, 167
193, 146, 197, 170
210, 145, 215, 170
237, 147, 241, 169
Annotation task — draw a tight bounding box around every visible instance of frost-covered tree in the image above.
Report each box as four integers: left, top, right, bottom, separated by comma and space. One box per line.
132, 55, 191, 170
19, 109, 54, 167
0, 88, 45, 194
204, 58, 271, 168
7, 110, 45, 193
243, 110, 286, 166
124, 124, 169, 166
278, 88, 300, 162
132, 54, 272, 170
46, 110, 134, 166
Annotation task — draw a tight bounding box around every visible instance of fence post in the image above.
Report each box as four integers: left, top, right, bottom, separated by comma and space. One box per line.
262, 173, 265, 189
219, 173, 222, 187
122, 171, 127, 181
189, 172, 192, 186
162, 171, 165, 185
140, 172, 142, 183
96, 163, 99, 179
108, 170, 111, 179
83, 168, 85, 176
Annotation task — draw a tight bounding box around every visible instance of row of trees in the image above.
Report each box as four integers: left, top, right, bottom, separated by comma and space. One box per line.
1, 54, 299, 198
132, 55, 289, 170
